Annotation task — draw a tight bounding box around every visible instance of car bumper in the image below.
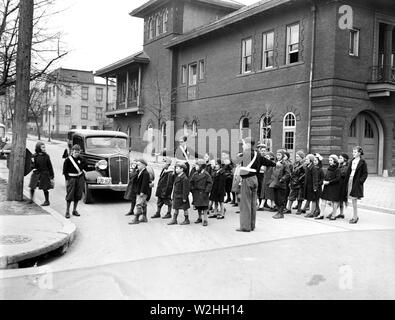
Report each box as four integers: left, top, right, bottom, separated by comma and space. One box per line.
88, 184, 127, 191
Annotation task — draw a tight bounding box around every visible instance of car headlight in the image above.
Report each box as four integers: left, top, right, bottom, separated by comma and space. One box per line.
96, 160, 108, 170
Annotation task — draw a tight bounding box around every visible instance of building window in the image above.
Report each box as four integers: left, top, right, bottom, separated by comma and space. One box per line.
65, 105, 71, 116
82, 125, 87, 129
161, 122, 167, 152
163, 9, 168, 33
149, 18, 155, 39
53, 86, 55, 96
96, 88, 103, 101
349, 28, 359, 56
96, 107, 103, 120
90, 126, 99, 130
262, 31, 274, 69
156, 14, 162, 35
198, 60, 205, 80
260, 116, 272, 151
81, 87, 89, 100
349, 119, 356, 137
364, 120, 374, 138
65, 85, 71, 96
181, 65, 187, 84
183, 122, 188, 136
239, 117, 250, 139
286, 23, 300, 64
192, 121, 198, 136
241, 37, 252, 74
71, 125, 77, 129
81, 106, 88, 120
188, 63, 197, 86
283, 112, 296, 159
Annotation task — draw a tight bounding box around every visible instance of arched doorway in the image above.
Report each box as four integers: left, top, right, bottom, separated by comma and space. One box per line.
347, 112, 380, 174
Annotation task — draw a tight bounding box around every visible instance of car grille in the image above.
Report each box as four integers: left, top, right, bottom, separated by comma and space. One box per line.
109, 156, 129, 184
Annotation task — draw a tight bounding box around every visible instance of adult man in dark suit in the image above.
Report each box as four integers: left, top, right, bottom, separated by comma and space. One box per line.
129, 158, 151, 225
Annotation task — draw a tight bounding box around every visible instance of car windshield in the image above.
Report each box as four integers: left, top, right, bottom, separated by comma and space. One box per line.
85, 136, 127, 152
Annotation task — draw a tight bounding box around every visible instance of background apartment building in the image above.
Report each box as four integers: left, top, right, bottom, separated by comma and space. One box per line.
42, 68, 116, 139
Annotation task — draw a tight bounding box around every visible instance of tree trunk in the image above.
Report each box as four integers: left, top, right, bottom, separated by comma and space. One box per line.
35, 117, 41, 140
7, 0, 34, 201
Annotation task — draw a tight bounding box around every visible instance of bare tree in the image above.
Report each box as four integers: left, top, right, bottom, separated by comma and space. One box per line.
28, 80, 46, 140
7, 0, 33, 201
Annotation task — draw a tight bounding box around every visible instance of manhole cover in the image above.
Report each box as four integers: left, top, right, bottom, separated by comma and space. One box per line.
0, 235, 32, 245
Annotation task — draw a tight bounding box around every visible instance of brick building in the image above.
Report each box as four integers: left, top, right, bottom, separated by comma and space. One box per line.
42, 68, 116, 138
95, 0, 395, 176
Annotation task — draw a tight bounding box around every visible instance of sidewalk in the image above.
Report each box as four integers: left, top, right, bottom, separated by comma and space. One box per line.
0, 162, 76, 269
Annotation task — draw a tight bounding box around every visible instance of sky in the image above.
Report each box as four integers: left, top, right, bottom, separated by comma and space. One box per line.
49, 0, 257, 73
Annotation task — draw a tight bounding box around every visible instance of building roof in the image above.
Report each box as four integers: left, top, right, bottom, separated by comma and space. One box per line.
165, 0, 294, 48
130, 0, 244, 18
68, 129, 128, 138
94, 51, 150, 78
48, 68, 95, 84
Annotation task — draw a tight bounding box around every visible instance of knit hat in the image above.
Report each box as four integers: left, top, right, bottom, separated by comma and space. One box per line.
175, 162, 187, 170
340, 153, 349, 162
329, 154, 339, 163
284, 151, 291, 160
296, 150, 305, 159
163, 157, 172, 165
136, 158, 148, 166
305, 154, 315, 162
276, 149, 286, 159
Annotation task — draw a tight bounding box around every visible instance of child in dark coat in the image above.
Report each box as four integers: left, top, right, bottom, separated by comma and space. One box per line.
285, 150, 306, 214
151, 157, 174, 219
336, 153, 350, 219
270, 149, 291, 219
315, 154, 341, 220
190, 159, 213, 226
260, 151, 276, 211
303, 154, 319, 217
29, 141, 54, 206
124, 160, 139, 216
168, 162, 191, 225
209, 159, 227, 219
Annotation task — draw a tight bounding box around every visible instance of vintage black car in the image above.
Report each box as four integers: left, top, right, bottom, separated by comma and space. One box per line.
63, 129, 130, 204
0, 123, 11, 159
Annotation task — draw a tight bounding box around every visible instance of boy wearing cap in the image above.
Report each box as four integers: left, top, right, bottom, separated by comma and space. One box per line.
151, 157, 174, 219
175, 136, 190, 177
190, 159, 213, 226
129, 159, 151, 224
285, 150, 306, 214
168, 162, 191, 225
63, 144, 86, 219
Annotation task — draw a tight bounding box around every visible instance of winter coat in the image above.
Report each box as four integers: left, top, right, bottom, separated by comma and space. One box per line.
347, 158, 368, 199
269, 160, 291, 190
339, 162, 350, 203
209, 168, 227, 202
135, 168, 151, 196
260, 166, 275, 200
303, 163, 318, 201
172, 173, 190, 210
289, 161, 305, 190
155, 167, 175, 199
29, 152, 54, 190
321, 164, 341, 202
223, 162, 234, 193
190, 170, 213, 207
124, 169, 139, 201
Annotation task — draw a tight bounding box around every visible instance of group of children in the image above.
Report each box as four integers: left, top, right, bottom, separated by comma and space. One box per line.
125, 152, 237, 227
252, 144, 367, 224
125, 144, 367, 226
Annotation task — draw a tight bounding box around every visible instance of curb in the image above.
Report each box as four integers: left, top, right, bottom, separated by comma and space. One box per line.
0, 187, 76, 270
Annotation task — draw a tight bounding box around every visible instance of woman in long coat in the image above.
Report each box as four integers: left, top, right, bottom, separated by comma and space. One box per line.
124, 161, 139, 216
315, 155, 341, 220
303, 154, 319, 217
346, 146, 368, 224
28, 141, 54, 206
260, 152, 276, 210
190, 159, 213, 226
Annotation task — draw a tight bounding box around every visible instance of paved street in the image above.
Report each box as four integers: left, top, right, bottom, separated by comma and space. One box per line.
0, 136, 395, 299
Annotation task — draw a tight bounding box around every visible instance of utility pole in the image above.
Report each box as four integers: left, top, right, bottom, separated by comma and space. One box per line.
7, 0, 34, 201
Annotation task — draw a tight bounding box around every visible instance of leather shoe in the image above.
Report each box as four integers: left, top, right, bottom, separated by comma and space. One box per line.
151, 213, 161, 218
203, 220, 208, 227
162, 213, 172, 219
349, 217, 359, 224
41, 201, 50, 206
129, 219, 140, 225
125, 211, 134, 216
314, 215, 324, 220
236, 228, 250, 232
337, 213, 345, 219
283, 209, 292, 214
27, 199, 34, 204
72, 210, 80, 216
195, 218, 202, 224
272, 212, 284, 219
139, 215, 148, 223
65, 212, 70, 219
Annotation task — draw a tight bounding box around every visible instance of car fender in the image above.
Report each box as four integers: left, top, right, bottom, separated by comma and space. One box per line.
84, 170, 103, 183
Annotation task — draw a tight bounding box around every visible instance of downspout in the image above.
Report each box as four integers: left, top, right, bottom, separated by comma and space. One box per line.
307, 2, 316, 153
